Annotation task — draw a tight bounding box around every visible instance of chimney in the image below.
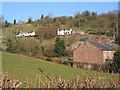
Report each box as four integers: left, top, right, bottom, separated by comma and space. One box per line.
89, 35, 90, 39
99, 36, 101, 43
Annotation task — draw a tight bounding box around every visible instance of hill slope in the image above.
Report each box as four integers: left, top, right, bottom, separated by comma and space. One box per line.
2, 52, 117, 85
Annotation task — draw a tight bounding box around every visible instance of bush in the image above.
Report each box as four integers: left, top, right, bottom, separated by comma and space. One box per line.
18, 37, 42, 57
6, 38, 20, 53
46, 57, 52, 62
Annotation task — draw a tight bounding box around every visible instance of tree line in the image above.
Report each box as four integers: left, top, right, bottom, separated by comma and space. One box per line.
2, 10, 119, 36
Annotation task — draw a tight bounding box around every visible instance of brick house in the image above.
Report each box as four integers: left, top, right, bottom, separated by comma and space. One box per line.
73, 39, 118, 64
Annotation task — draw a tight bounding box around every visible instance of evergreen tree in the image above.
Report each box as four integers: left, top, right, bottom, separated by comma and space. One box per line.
14, 19, 16, 25
28, 17, 32, 23
6, 39, 13, 52
112, 48, 120, 72
6, 38, 19, 53
55, 37, 65, 57
54, 18, 56, 22
5, 20, 8, 27
41, 14, 44, 19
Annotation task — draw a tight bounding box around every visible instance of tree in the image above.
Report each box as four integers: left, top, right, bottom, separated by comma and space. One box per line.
112, 48, 120, 72
6, 38, 20, 53
82, 10, 91, 16
115, 35, 120, 46
14, 19, 16, 25
5, 20, 8, 27
92, 12, 97, 16
27, 17, 32, 23
53, 20, 61, 28
41, 14, 44, 19
55, 37, 65, 57
53, 18, 56, 22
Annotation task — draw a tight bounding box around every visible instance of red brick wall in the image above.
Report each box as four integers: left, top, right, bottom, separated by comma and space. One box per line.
73, 41, 104, 64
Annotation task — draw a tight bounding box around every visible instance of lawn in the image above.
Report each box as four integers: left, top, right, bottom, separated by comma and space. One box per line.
2, 52, 118, 87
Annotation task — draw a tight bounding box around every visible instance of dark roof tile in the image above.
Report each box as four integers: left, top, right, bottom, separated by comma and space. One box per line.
87, 39, 117, 51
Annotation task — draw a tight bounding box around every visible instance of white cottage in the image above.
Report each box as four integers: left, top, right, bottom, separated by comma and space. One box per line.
57, 29, 74, 35
16, 31, 35, 37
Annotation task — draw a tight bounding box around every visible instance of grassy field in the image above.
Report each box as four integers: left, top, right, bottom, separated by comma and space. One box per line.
2, 52, 117, 82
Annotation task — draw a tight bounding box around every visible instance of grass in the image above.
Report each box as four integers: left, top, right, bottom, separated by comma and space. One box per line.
41, 38, 55, 48
2, 24, 40, 34
2, 52, 117, 82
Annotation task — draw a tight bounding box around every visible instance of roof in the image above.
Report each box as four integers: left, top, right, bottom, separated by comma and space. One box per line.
87, 39, 117, 51
80, 38, 89, 42
28, 31, 34, 33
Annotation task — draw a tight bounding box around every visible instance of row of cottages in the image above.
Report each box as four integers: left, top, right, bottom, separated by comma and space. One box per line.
16, 31, 36, 37
73, 38, 118, 64
57, 29, 75, 35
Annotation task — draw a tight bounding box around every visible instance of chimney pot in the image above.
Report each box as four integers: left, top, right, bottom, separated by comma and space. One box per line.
99, 36, 101, 42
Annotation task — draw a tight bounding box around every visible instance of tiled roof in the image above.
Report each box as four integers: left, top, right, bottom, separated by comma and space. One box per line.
87, 39, 117, 51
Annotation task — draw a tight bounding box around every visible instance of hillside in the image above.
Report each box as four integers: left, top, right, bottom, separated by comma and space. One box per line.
2, 52, 117, 85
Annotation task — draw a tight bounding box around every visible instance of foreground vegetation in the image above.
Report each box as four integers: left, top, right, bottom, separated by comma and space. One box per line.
1, 71, 119, 88
2, 52, 120, 88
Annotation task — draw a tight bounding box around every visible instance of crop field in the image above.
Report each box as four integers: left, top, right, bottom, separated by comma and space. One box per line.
2, 52, 119, 88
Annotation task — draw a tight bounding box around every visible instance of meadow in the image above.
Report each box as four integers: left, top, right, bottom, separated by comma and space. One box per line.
2, 52, 119, 88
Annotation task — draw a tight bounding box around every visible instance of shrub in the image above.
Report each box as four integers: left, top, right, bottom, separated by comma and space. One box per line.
6, 38, 20, 53
46, 57, 52, 62
18, 37, 43, 57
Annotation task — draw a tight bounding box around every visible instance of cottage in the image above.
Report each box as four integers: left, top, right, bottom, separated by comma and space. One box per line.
16, 31, 35, 37
73, 39, 118, 64
57, 29, 74, 35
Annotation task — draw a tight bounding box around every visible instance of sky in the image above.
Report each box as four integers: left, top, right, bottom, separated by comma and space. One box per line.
2, 2, 118, 23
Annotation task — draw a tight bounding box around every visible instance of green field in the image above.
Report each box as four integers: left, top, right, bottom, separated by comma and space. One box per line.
2, 52, 117, 87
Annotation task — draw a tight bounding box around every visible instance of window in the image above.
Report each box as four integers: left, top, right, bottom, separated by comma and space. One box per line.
104, 52, 106, 58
